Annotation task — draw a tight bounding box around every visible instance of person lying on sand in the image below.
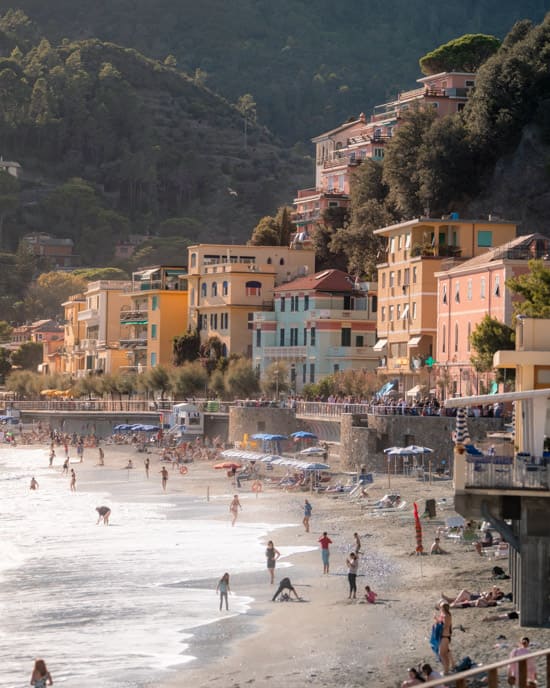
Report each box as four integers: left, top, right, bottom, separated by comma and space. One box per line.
441, 586, 503, 607
401, 667, 425, 686
482, 610, 519, 622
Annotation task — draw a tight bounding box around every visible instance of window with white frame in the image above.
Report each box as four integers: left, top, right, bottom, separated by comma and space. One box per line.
481, 277, 486, 299
494, 274, 501, 296
467, 279, 472, 300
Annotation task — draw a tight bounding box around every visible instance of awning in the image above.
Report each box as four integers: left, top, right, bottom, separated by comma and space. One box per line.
139, 268, 159, 279
406, 384, 426, 397
408, 335, 422, 347
373, 338, 388, 351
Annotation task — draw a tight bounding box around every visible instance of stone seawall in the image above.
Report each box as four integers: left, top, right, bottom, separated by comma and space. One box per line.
340, 413, 505, 472
229, 406, 298, 445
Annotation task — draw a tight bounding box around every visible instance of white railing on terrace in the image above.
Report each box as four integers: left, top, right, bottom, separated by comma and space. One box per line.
12, 400, 174, 413
421, 646, 550, 688
465, 456, 549, 490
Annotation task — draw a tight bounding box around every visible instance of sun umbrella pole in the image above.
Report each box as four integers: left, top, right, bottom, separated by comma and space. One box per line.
387, 456, 391, 489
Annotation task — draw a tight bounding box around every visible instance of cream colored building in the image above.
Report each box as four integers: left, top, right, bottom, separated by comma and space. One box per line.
187, 244, 316, 357
76, 280, 132, 376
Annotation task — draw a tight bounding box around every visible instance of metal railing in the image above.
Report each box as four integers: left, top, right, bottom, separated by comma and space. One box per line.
295, 401, 371, 417
11, 400, 174, 413
422, 646, 550, 688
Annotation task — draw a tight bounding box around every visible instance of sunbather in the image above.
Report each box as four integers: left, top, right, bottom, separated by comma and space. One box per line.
441, 586, 503, 607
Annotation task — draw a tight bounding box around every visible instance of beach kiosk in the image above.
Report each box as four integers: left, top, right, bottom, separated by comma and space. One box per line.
168, 403, 204, 440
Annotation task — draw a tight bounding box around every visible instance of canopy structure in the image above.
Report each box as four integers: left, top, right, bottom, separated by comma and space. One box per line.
378, 379, 398, 397
406, 384, 425, 397
299, 446, 326, 456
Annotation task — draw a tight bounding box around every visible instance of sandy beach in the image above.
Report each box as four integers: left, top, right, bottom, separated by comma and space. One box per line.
11, 434, 550, 687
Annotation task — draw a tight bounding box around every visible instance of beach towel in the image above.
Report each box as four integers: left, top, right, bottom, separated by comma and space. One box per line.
430, 621, 444, 658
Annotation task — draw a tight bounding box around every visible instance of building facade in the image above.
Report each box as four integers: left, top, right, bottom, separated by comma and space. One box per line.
187, 243, 316, 357
252, 269, 378, 391
119, 266, 188, 371
436, 234, 550, 395
293, 71, 475, 236
374, 216, 518, 394
75, 280, 132, 376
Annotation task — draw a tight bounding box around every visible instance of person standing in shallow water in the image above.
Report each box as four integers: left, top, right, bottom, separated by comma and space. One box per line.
230, 494, 242, 526
216, 572, 230, 611
303, 499, 312, 532
70, 468, 76, 492
30, 657, 53, 686
265, 540, 280, 584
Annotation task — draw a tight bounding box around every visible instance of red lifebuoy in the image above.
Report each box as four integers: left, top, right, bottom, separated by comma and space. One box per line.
179, 465, 188, 475
251, 480, 263, 493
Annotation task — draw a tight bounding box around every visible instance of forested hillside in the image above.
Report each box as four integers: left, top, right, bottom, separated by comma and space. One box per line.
10, 0, 548, 143
0, 13, 313, 257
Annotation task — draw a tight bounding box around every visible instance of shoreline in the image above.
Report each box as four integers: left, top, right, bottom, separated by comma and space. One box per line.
7, 435, 550, 687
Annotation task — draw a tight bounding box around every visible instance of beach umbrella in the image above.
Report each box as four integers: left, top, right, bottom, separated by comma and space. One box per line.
403, 445, 434, 454
303, 462, 330, 471
413, 502, 423, 555
250, 433, 269, 440
383, 446, 412, 455
291, 431, 318, 439
299, 446, 326, 456
213, 461, 242, 470
455, 408, 471, 444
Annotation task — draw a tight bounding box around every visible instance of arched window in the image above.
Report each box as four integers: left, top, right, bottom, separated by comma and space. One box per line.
245, 280, 262, 296
442, 324, 446, 353
454, 323, 459, 352
467, 322, 471, 352
222, 281, 228, 296
201, 283, 207, 297
212, 282, 218, 297
190, 253, 197, 268
221, 343, 228, 357
279, 258, 285, 266
267, 257, 272, 265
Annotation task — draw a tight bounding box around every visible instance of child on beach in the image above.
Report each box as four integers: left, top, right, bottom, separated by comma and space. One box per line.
265, 540, 280, 584
346, 552, 358, 599
364, 585, 377, 604
216, 572, 230, 611
303, 499, 312, 532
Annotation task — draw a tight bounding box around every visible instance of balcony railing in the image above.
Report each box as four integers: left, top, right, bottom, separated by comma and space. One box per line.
465, 456, 549, 490
120, 309, 148, 324
328, 346, 376, 359
77, 308, 99, 322
263, 346, 307, 360
119, 338, 148, 349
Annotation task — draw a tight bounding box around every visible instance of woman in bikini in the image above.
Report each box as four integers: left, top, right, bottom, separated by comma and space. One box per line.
229, 494, 242, 526
437, 601, 455, 674
30, 658, 53, 686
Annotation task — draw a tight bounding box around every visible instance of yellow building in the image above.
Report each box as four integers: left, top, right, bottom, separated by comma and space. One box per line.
374, 216, 517, 392
119, 266, 188, 370
60, 293, 87, 376
187, 244, 316, 357
76, 280, 132, 376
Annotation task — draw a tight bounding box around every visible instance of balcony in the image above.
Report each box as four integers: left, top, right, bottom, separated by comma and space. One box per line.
119, 338, 148, 349
120, 309, 148, 325
463, 456, 549, 491
328, 346, 376, 359
77, 308, 99, 323
263, 346, 307, 360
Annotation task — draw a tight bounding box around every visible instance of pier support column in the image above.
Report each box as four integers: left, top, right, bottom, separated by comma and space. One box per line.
518, 499, 550, 627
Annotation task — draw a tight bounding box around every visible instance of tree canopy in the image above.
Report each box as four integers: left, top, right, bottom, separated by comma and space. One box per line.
470, 315, 515, 372
419, 34, 501, 75
507, 260, 550, 319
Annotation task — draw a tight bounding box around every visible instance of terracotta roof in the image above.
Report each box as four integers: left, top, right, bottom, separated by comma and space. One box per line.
276, 269, 357, 293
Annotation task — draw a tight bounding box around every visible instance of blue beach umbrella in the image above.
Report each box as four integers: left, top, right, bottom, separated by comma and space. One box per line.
290, 431, 318, 439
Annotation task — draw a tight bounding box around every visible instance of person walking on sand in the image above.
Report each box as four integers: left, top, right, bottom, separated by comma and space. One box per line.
30, 657, 53, 686
346, 552, 358, 599
354, 532, 361, 554
507, 637, 537, 687
319, 531, 333, 574
230, 494, 242, 526
96, 505, 111, 525
30, 476, 39, 490
216, 572, 230, 611
160, 466, 168, 491
144, 456, 150, 478
62, 457, 69, 475
265, 540, 280, 584
436, 601, 455, 674
70, 468, 76, 492
303, 499, 312, 532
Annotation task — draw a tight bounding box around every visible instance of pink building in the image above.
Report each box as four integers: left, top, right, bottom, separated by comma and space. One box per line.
293, 72, 475, 235
435, 234, 550, 396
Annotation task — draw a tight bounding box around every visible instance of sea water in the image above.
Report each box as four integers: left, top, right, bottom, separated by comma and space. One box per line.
0, 447, 307, 687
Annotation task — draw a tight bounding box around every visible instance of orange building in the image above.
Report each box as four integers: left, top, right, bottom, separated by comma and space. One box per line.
374, 216, 518, 395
